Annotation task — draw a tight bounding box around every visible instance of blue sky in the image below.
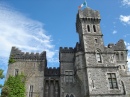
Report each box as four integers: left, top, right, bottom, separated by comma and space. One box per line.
0, 0, 130, 87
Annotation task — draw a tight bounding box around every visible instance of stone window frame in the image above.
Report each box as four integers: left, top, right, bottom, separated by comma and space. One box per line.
107, 73, 118, 89
14, 69, 19, 76
64, 93, 75, 97
29, 85, 33, 97
119, 65, 121, 69
87, 25, 90, 32
110, 54, 115, 63
64, 70, 74, 83
121, 52, 124, 60
116, 52, 119, 61
96, 49, 102, 63
123, 65, 125, 69
94, 38, 98, 44
93, 25, 96, 32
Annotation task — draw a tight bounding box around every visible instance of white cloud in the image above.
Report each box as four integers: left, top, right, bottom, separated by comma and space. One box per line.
125, 41, 130, 50
112, 30, 117, 34
122, 0, 130, 6
119, 15, 130, 25
0, 3, 58, 65
124, 41, 130, 70
124, 34, 130, 37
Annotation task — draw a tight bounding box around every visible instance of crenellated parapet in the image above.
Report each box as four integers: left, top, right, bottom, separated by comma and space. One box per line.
60, 47, 75, 53
10, 46, 46, 60
44, 67, 60, 76
78, 7, 100, 19
76, 7, 101, 34
104, 39, 127, 52
114, 39, 127, 51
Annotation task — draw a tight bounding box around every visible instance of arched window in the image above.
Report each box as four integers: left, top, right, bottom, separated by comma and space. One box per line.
121, 52, 124, 60
66, 94, 69, 97
93, 25, 96, 32
116, 53, 119, 60
70, 94, 74, 97
96, 50, 102, 63
87, 25, 90, 32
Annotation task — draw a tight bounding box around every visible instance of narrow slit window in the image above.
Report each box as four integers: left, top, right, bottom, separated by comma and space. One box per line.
123, 65, 125, 69
116, 53, 119, 60
92, 80, 95, 88
95, 39, 97, 43
96, 50, 102, 63
93, 25, 96, 32
87, 25, 90, 32
119, 65, 121, 69
29, 85, 33, 97
15, 69, 19, 76
121, 53, 124, 60
66, 94, 69, 97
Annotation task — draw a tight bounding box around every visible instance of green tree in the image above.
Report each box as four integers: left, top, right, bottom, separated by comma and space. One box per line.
0, 69, 4, 88
1, 74, 26, 97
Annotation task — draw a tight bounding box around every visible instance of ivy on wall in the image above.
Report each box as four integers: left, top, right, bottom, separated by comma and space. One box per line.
8, 55, 16, 64
1, 74, 26, 97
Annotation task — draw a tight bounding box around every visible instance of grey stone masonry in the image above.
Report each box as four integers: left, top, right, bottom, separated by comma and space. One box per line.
5, 7, 130, 97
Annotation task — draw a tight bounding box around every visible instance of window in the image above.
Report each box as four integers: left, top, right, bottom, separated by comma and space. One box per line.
93, 25, 96, 32
107, 73, 118, 89
66, 94, 69, 97
123, 65, 125, 69
15, 69, 19, 76
121, 53, 124, 60
96, 50, 102, 63
65, 71, 73, 83
70, 94, 74, 97
92, 80, 95, 88
116, 53, 119, 60
87, 25, 90, 32
119, 65, 121, 69
29, 85, 33, 97
95, 39, 97, 43
66, 94, 74, 97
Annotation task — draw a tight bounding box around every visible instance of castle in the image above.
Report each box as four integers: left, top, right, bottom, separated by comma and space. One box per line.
6, 7, 130, 97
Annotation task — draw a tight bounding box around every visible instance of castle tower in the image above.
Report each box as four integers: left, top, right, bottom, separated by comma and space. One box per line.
5, 7, 130, 97
6, 47, 46, 97
76, 7, 129, 97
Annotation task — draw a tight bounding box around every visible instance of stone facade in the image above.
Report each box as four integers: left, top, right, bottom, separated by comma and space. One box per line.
6, 7, 130, 97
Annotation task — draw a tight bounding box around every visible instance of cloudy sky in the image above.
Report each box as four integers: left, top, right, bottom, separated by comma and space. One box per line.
0, 0, 130, 87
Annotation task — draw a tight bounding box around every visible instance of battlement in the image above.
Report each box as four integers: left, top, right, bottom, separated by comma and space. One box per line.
10, 46, 46, 60
106, 39, 127, 51
114, 39, 127, 51
78, 7, 100, 20
44, 67, 60, 76
60, 47, 75, 53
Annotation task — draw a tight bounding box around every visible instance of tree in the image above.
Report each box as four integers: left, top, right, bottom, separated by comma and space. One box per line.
1, 74, 26, 97
0, 69, 4, 88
